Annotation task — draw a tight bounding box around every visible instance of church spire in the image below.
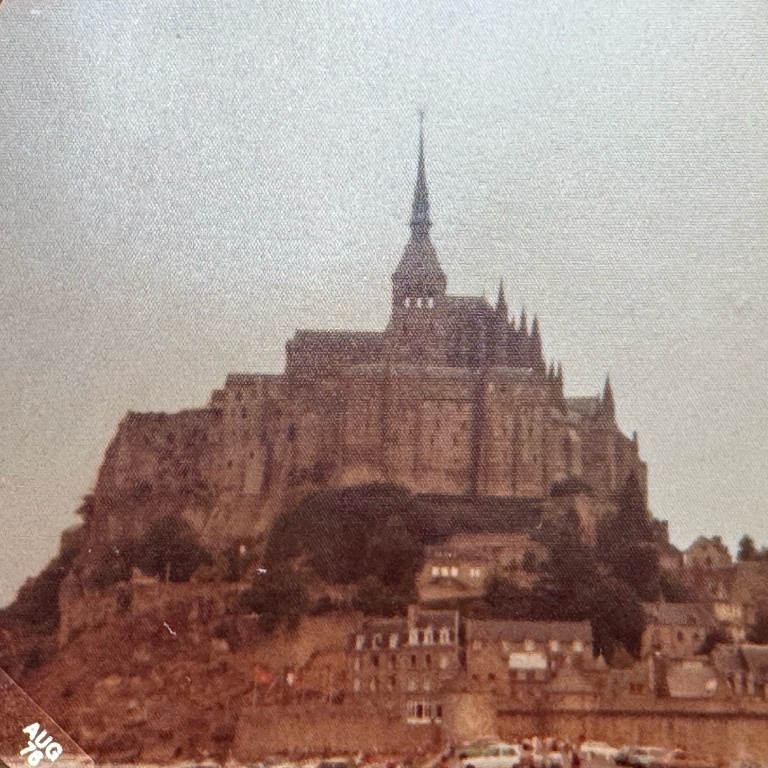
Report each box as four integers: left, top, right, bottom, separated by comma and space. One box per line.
391, 112, 446, 308
410, 110, 431, 236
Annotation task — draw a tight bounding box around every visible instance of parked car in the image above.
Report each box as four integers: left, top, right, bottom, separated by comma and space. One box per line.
459, 742, 523, 768
579, 742, 619, 762
648, 750, 718, 768
615, 748, 668, 768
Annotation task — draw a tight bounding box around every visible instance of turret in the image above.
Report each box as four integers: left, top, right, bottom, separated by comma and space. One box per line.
601, 375, 615, 421
496, 280, 508, 321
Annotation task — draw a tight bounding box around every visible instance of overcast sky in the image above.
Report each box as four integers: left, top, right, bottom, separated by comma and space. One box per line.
1, 0, 767, 606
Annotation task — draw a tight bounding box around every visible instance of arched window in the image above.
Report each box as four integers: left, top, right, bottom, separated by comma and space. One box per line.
404, 298, 411, 308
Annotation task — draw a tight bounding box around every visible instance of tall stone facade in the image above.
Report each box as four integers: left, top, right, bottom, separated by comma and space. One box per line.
86, 127, 647, 554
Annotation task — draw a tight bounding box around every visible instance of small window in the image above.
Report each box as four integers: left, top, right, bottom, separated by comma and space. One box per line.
439, 654, 450, 670
355, 635, 365, 651
416, 298, 423, 308
677, 631, 685, 642
549, 639, 560, 652
431, 566, 440, 577
372, 654, 379, 668
573, 640, 584, 653
410, 654, 417, 668
450, 566, 459, 578
389, 634, 399, 650
425, 654, 432, 668
440, 566, 449, 577
427, 297, 434, 309
404, 298, 411, 308
524, 639, 535, 652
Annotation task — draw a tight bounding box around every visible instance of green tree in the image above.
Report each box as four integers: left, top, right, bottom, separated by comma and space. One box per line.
746, 614, 768, 645
136, 516, 211, 582
698, 626, 732, 655
239, 567, 308, 632
738, 535, 758, 562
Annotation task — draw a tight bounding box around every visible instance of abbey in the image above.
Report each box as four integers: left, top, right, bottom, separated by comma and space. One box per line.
91, 128, 647, 550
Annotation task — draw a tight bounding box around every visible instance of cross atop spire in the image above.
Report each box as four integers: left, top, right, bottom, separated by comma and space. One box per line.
410, 109, 431, 235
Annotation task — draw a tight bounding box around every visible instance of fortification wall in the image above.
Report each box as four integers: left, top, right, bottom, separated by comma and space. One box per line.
234, 701, 442, 759
497, 705, 768, 762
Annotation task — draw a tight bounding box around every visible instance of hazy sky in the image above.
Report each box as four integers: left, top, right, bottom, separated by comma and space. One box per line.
2, 0, 767, 606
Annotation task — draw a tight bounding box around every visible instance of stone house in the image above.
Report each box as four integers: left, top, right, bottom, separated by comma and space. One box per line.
347, 606, 461, 725
683, 536, 733, 570
641, 602, 715, 659
465, 619, 593, 697
416, 532, 547, 605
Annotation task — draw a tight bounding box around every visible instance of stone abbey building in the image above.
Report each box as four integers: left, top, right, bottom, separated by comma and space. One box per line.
90, 128, 647, 551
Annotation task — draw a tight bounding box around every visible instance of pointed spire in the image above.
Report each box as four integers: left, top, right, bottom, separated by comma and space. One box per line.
496, 279, 508, 319
602, 375, 615, 420
548, 361, 555, 382
531, 315, 541, 343
410, 109, 431, 236
519, 307, 528, 335
556, 362, 563, 388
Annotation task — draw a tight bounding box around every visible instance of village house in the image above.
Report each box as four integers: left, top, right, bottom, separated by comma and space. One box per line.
683, 536, 733, 570
347, 606, 461, 725
464, 619, 593, 698
416, 532, 547, 605
641, 602, 715, 659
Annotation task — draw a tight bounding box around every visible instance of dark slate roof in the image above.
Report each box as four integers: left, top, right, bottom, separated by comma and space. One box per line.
466, 619, 592, 644
566, 397, 600, 419
410, 608, 460, 631
285, 330, 385, 375
642, 602, 715, 628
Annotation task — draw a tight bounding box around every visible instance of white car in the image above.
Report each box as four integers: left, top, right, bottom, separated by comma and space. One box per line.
460, 743, 523, 768
580, 743, 619, 762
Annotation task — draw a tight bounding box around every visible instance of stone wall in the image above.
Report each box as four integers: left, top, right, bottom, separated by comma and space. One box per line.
234, 701, 442, 759
496, 703, 768, 763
